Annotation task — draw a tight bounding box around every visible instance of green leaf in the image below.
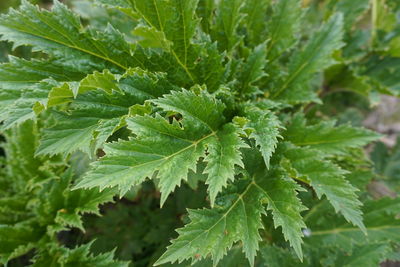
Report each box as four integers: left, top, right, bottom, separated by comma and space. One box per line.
94, 0, 137, 18
132, 0, 200, 82
244, 108, 282, 168
242, 0, 270, 46
266, 0, 303, 62
239, 43, 267, 95
304, 197, 400, 252
156, 162, 306, 266
1, 81, 50, 130
76, 114, 206, 205
61, 243, 128, 267
335, 0, 370, 32
211, 0, 244, 52
271, 13, 344, 103
36, 112, 101, 157
196, 0, 215, 34
47, 69, 128, 107
76, 90, 243, 206
38, 69, 174, 156
151, 89, 226, 132
334, 243, 391, 267
260, 245, 305, 267
0, 223, 42, 264
132, 24, 172, 50
78, 69, 121, 95
36, 170, 115, 233
283, 145, 365, 231
0, 56, 84, 91
31, 242, 129, 267
0, 57, 85, 128
0, 0, 137, 72
284, 114, 382, 154
2, 120, 52, 188
204, 123, 247, 206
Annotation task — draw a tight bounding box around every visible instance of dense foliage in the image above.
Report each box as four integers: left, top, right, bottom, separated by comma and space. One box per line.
0, 0, 399, 266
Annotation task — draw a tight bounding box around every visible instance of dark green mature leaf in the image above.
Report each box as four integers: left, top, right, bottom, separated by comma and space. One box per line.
31, 242, 129, 267
266, 0, 303, 62
334, 243, 391, 267
156, 161, 306, 266
335, 0, 370, 32
284, 114, 382, 154
371, 138, 400, 188
76, 90, 244, 206
2, 120, 52, 187
0, 223, 42, 264
0, 121, 116, 265
131, 0, 199, 81
211, 0, 244, 52
0, 0, 137, 72
1, 81, 50, 130
196, 0, 215, 34
61, 243, 128, 267
204, 124, 248, 206
104, 0, 226, 91
242, 0, 270, 46
239, 43, 267, 95
36, 170, 115, 233
0, 57, 85, 129
37, 68, 174, 156
283, 145, 365, 231
271, 13, 344, 103
304, 197, 400, 251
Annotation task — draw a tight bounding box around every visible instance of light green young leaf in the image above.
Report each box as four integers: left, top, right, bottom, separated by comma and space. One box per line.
38, 69, 174, 156
47, 69, 122, 107
150, 89, 226, 132
244, 108, 282, 168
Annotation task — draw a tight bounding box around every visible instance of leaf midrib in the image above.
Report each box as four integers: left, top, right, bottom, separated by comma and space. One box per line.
310, 225, 400, 236
137, 0, 195, 82
0, 26, 128, 70
105, 131, 216, 171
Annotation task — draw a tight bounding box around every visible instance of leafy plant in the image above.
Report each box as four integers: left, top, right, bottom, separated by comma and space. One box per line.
0, 0, 399, 266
